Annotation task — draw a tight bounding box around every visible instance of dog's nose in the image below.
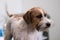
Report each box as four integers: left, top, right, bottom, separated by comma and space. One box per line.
46, 23, 51, 27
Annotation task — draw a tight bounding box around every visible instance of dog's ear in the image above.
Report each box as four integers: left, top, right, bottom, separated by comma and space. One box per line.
23, 10, 32, 24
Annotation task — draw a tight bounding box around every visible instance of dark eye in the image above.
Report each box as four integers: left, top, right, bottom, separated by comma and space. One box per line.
36, 14, 42, 18
47, 15, 50, 19
44, 14, 47, 17
44, 14, 50, 19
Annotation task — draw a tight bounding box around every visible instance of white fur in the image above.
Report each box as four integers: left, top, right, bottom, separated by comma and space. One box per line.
9, 17, 44, 40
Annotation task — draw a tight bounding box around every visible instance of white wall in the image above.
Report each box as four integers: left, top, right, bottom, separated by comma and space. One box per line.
6, 0, 22, 13
0, 0, 60, 40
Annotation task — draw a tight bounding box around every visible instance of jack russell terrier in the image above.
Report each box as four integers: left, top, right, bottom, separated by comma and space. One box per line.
4, 7, 52, 40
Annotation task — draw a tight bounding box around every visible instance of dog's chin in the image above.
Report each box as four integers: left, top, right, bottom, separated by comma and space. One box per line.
39, 27, 48, 31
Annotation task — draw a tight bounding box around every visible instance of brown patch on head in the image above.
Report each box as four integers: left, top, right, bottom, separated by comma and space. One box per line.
23, 10, 32, 24
23, 7, 46, 29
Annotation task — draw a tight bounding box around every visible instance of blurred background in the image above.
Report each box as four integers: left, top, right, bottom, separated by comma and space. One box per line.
0, 0, 60, 40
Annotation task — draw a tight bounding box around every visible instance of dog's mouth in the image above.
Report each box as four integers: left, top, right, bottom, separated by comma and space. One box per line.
36, 24, 49, 31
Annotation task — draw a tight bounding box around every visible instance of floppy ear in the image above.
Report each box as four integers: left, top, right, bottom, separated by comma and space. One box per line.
23, 10, 32, 24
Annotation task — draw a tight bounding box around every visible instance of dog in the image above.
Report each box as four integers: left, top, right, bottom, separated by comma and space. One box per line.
4, 7, 51, 40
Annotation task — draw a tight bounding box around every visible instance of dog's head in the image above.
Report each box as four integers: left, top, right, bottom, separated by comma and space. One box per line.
23, 7, 51, 31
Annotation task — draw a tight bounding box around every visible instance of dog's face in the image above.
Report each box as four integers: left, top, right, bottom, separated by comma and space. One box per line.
23, 7, 51, 31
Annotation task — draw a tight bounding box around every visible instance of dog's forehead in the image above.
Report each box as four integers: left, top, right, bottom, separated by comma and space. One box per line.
31, 7, 46, 16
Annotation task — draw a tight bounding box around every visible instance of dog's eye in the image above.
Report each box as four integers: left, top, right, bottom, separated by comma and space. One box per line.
47, 15, 50, 19
44, 14, 47, 17
44, 14, 50, 19
36, 14, 42, 18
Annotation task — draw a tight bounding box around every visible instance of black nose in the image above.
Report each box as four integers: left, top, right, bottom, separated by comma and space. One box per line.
46, 23, 51, 27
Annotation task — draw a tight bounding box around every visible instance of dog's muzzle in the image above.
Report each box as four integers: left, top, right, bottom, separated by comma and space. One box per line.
36, 22, 51, 31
